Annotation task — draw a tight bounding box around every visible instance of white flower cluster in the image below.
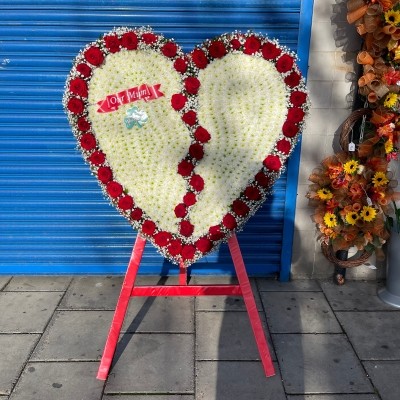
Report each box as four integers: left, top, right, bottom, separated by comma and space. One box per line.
87, 50, 191, 234
190, 53, 288, 236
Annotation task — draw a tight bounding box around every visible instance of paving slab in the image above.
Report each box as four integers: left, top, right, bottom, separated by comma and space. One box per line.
191, 276, 238, 285
272, 334, 373, 394
31, 310, 114, 361
196, 311, 275, 360
257, 279, 321, 292
0, 276, 12, 290
9, 362, 103, 400
103, 396, 194, 400
59, 276, 179, 310
0, 292, 62, 333
335, 311, 400, 360
59, 276, 123, 310
105, 333, 193, 394
0, 334, 40, 395
261, 292, 341, 333
287, 396, 379, 400
320, 280, 391, 311
194, 278, 262, 311
196, 361, 285, 400
4, 276, 72, 292
363, 361, 400, 400
122, 296, 194, 333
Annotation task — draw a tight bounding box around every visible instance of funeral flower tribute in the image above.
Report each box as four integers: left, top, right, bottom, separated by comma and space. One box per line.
63, 27, 309, 266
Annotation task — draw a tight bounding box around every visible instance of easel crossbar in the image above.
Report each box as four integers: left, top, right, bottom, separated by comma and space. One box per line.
132, 285, 242, 296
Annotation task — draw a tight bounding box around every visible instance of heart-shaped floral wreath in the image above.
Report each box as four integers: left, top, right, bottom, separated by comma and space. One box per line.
63, 27, 309, 266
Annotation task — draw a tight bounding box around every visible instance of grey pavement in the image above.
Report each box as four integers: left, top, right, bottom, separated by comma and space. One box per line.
0, 276, 399, 399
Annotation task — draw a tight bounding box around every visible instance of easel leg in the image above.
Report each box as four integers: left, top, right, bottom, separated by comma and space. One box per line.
228, 234, 275, 377
97, 235, 147, 380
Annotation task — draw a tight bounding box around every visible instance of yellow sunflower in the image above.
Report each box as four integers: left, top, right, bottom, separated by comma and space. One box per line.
384, 93, 398, 108
372, 171, 389, 187
385, 139, 394, 154
384, 9, 400, 26
343, 160, 359, 175
317, 188, 333, 201
345, 212, 359, 226
360, 206, 377, 222
323, 212, 338, 228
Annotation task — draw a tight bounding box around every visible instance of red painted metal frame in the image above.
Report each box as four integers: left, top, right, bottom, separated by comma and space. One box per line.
97, 234, 275, 380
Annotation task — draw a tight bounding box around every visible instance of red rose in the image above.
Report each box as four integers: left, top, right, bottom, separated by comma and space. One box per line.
161, 42, 178, 58
181, 244, 196, 260
232, 200, 250, 217
261, 42, 282, 60
182, 110, 197, 126
276, 54, 294, 73
184, 77, 201, 95
263, 155, 281, 171
174, 203, 187, 218
121, 32, 138, 50
67, 98, 84, 114
130, 208, 143, 220
118, 195, 134, 210
168, 239, 183, 256
107, 181, 123, 198
180, 220, 194, 237
77, 117, 90, 131
142, 220, 156, 236
88, 150, 105, 165
142, 32, 157, 44
104, 34, 121, 53
284, 72, 301, 87
154, 231, 172, 246
97, 166, 112, 183
222, 213, 237, 230
244, 36, 261, 55
195, 237, 212, 253
282, 121, 299, 138
189, 143, 204, 160
192, 49, 208, 69
276, 139, 291, 155
177, 160, 194, 177
290, 91, 307, 107
244, 186, 261, 200
76, 63, 92, 77
171, 93, 187, 110
208, 40, 226, 58
230, 38, 241, 50
287, 108, 305, 123
194, 126, 211, 143
190, 174, 204, 192
70, 77, 88, 98
183, 192, 196, 206
84, 46, 104, 66
174, 58, 188, 73
80, 133, 96, 150
255, 171, 270, 187
209, 225, 224, 241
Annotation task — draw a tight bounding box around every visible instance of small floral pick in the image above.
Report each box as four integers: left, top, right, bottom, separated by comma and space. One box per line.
124, 106, 148, 129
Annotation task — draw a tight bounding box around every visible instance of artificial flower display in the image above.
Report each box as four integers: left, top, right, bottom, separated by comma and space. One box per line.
63, 27, 308, 266
308, 148, 396, 257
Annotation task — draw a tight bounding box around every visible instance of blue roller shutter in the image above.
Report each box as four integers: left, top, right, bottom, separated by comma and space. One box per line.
0, 0, 312, 275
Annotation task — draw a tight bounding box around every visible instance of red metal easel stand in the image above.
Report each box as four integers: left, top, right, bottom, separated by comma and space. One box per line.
97, 234, 275, 380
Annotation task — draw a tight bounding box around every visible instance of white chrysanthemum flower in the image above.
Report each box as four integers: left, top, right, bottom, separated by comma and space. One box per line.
190, 53, 288, 236
87, 50, 190, 234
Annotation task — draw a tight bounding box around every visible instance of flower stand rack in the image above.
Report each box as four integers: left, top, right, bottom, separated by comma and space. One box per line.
96, 233, 275, 380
